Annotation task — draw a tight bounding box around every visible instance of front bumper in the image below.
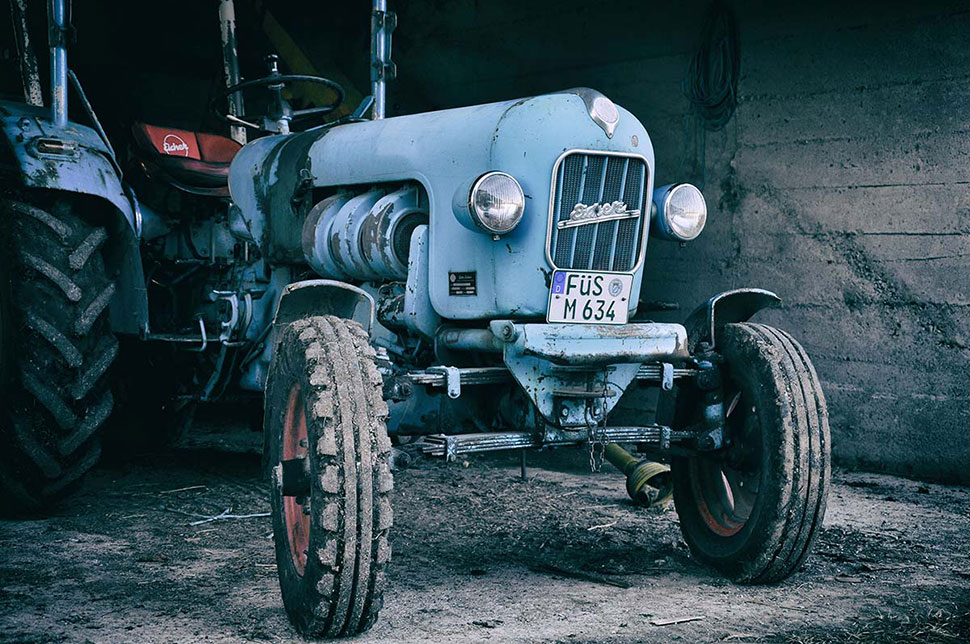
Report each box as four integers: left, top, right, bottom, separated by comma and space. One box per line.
489, 320, 689, 365
489, 321, 691, 426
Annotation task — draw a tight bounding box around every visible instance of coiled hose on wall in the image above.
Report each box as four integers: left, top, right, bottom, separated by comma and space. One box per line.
679, 0, 741, 188
683, 0, 741, 132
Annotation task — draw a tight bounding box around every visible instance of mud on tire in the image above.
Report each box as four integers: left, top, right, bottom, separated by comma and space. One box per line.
0, 198, 117, 511
672, 322, 830, 584
265, 315, 393, 638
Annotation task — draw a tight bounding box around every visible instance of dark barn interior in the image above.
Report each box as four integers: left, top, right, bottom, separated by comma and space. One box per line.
0, 1, 968, 642
4, 0, 966, 482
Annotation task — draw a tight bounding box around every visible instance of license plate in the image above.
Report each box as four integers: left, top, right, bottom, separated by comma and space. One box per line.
546, 270, 633, 325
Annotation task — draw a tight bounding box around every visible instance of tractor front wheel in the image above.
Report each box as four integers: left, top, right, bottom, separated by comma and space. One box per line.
672, 322, 830, 583
265, 315, 393, 638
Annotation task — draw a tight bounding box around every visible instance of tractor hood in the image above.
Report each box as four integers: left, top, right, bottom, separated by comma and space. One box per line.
229, 90, 654, 320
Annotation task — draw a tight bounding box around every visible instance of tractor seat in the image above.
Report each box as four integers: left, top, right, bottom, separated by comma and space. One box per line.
132, 123, 241, 196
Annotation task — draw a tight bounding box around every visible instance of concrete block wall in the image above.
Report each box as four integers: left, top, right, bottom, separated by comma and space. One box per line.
371, 0, 970, 482
690, 3, 970, 483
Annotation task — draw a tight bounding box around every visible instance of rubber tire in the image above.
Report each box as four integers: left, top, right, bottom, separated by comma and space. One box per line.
672, 323, 830, 584
0, 198, 117, 511
265, 316, 393, 638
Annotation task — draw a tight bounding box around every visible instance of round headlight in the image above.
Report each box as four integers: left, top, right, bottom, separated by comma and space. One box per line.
469, 172, 525, 234
657, 183, 707, 241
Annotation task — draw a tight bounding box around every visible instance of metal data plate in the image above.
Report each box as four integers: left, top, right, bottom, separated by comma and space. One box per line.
546, 270, 633, 325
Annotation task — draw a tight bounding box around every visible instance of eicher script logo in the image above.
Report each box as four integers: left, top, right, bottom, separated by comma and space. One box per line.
162, 134, 190, 157
558, 200, 641, 229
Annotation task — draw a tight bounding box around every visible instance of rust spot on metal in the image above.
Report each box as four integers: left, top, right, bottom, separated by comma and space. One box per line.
361, 201, 392, 264
328, 229, 350, 274
539, 267, 553, 288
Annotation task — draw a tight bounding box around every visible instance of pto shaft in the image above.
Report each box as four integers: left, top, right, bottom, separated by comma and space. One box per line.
604, 443, 673, 507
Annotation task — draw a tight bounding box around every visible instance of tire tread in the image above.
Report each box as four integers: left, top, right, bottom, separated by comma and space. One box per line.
0, 198, 117, 510
672, 322, 830, 585
266, 315, 391, 638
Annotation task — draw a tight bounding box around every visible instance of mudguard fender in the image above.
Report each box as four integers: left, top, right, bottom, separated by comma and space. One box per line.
0, 103, 139, 233
683, 288, 781, 352
0, 104, 149, 335
273, 279, 375, 332
656, 288, 780, 427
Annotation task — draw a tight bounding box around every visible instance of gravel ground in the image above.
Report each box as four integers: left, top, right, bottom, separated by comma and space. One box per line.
1, 432, 968, 644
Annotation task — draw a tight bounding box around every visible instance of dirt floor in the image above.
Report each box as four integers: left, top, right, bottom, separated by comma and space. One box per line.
1, 428, 969, 644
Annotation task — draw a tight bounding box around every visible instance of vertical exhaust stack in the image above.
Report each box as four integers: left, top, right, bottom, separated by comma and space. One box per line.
48, 0, 68, 126
370, 0, 397, 119
218, 0, 247, 144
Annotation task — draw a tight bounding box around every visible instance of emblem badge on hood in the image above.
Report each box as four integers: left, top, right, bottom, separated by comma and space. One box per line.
558, 200, 641, 230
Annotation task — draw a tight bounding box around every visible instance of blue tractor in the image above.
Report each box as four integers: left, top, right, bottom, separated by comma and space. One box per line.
0, 0, 830, 637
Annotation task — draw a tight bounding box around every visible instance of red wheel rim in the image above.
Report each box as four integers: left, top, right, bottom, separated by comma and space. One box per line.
282, 383, 310, 576
689, 388, 762, 537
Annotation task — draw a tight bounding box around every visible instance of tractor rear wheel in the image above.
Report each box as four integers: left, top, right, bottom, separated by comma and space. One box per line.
265, 315, 393, 638
0, 198, 117, 511
672, 322, 830, 583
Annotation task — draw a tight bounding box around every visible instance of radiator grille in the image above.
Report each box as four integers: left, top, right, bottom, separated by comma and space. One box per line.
549, 152, 648, 272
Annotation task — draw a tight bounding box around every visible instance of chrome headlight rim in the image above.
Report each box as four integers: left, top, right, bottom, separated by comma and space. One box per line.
468, 171, 525, 234
658, 183, 707, 242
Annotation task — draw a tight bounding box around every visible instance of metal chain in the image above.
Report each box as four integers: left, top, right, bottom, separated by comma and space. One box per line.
586, 400, 607, 472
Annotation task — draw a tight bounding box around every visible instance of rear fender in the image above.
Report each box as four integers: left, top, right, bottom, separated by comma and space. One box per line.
0, 103, 138, 233
0, 105, 148, 334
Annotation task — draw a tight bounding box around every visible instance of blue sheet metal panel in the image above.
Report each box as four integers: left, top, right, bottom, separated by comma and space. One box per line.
226, 133, 290, 249
297, 93, 654, 321
227, 93, 654, 320
403, 225, 440, 338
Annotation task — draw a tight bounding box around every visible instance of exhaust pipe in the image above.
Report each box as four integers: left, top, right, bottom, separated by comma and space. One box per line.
218, 0, 247, 144
10, 0, 43, 106
370, 0, 396, 119
48, 0, 68, 127
604, 444, 673, 507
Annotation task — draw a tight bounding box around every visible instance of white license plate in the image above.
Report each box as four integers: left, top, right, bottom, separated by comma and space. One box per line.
546, 270, 633, 325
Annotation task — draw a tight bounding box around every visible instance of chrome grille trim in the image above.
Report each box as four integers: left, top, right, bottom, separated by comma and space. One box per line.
545, 150, 650, 273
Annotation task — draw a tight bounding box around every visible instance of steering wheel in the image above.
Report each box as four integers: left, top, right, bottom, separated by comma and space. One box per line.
213, 55, 346, 134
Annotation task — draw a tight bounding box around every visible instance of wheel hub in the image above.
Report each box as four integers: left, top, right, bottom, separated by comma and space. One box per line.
690, 386, 762, 537
281, 384, 311, 576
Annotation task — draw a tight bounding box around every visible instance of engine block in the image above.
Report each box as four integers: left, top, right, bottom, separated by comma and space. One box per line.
302, 183, 427, 281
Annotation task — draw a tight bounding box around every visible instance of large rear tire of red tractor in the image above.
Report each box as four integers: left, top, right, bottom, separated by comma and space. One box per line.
0, 198, 117, 512
672, 323, 830, 583
265, 315, 393, 638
